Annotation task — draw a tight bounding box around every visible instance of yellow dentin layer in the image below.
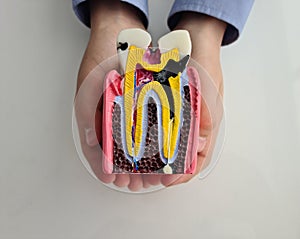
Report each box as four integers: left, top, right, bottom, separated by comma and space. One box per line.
123, 46, 181, 158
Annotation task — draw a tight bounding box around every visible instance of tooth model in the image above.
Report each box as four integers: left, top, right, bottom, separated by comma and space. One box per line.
102, 29, 201, 174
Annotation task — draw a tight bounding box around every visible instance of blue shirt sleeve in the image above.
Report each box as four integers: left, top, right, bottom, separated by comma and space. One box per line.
72, 0, 254, 45
168, 0, 255, 45
72, 0, 149, 28
72, 0, 90, 27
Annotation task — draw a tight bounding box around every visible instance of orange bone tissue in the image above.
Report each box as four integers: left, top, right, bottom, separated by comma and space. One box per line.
102, 29, 201, 174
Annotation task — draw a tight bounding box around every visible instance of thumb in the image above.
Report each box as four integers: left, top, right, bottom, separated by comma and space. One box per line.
74, 65, 105, 147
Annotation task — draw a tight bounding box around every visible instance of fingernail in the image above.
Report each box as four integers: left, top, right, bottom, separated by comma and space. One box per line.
85, 128, 98, 146
197, 136, 207, 152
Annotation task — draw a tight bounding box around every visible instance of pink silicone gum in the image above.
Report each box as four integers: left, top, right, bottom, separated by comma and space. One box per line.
102, 70, 122, 174
184, 67, 201, 173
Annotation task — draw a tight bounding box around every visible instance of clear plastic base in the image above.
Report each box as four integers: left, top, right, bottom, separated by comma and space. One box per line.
72, 48, 225, 193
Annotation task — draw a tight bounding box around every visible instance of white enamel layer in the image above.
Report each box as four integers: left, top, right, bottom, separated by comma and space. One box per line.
157, 30, 192, 57
117, 28, 151, 73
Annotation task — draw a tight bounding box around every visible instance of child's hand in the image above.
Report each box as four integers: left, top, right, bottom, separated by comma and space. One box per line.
75, 0, 151, 191
161, 13, 226, 186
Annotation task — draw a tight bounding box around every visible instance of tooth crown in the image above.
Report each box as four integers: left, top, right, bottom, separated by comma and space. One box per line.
158, 30, 192, 56
102, 29, 200, 174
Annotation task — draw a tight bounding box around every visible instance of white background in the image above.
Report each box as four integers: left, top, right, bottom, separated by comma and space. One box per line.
1, 0, 300, 238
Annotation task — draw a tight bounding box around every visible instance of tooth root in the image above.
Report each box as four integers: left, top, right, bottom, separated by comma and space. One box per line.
157, 30, 192, 57
117, 28, 152, 73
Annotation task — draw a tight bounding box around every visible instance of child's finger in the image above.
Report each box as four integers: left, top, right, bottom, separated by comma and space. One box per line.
128, 174, 144, 192
75, 66, 105, 148
113, 174, 130, 188
142, 179, 151, 189
81, 142, 116, 183
142, 175, 161, 186
74, 66, 116, 183
198, 93, 223, 170
161, 174, 182, 187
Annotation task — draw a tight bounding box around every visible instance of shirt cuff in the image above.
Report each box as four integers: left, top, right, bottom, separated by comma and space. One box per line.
168, 0, 254, 45
72, 0, 149, 28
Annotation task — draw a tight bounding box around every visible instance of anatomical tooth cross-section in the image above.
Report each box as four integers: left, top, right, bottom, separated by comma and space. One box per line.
102, 29, 201, 174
